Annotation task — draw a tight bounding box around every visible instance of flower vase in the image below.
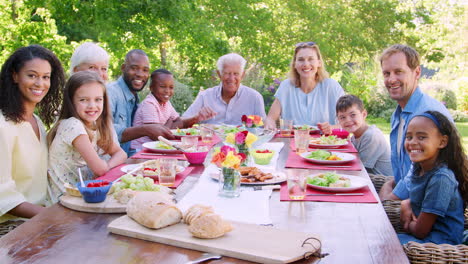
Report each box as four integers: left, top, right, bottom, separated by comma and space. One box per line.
237, 144, 250, 166
219, 167, 241, 198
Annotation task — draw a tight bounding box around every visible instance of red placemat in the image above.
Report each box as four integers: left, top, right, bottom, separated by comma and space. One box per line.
285, 152, 362, 171
279, 183, 378, 203
96, 164, 194, 189
290, 138, 358, 153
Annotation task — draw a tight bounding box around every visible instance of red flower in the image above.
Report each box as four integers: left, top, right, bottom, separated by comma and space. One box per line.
237, 152, 247, 161
241, 115, 248, 123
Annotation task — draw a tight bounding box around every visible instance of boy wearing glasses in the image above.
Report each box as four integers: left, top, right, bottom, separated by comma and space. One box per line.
336, 95, 392, 176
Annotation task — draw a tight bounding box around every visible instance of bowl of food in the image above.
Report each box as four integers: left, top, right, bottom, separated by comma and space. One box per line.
76, 180, 112, 203
251, 149, 275, 165
183, 146, 210, 165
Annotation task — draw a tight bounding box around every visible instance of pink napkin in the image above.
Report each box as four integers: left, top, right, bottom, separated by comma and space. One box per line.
96, 164, 194, 189
290, 137, 358, 153
285, 152, 362, 171
279, 183, 378, 203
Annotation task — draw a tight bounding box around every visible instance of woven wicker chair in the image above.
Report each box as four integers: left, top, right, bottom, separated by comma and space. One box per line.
383, 200, 468, 263
0, 220, 25, 238
368, 173, 393, 193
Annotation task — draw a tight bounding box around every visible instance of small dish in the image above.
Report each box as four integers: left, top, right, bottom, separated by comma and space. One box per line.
76, 180, 112, 203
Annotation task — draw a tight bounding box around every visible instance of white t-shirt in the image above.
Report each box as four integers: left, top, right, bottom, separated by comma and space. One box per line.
47, 117, 116, 203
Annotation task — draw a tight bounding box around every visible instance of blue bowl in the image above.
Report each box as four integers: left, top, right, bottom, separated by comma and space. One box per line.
76, 180, 112, 203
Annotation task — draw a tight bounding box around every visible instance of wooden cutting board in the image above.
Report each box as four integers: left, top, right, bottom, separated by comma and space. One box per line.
60, 195, 126, 213
108, 215, 321, 263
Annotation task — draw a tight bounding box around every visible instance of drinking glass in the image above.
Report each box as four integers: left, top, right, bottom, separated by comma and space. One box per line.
158, 158, 177, 187
294, 129, 310, 153
279, 119, 293, 137
287, 171, 306, 200
200, 128, 214, 144
181, 135, 198, 151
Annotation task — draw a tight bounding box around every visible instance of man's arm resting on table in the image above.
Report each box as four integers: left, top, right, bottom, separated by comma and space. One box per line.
120, 124, 174, 143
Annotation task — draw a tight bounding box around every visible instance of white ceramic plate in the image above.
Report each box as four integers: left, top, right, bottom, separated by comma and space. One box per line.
170, 129, 201, 139
142, 141, 183, 154
307, 174, 368, 192
300, 151, 356, 165
210, 169, 286, 185
293, 125, 320, 134
120, 164, 185, 176
309, 139, 349, 148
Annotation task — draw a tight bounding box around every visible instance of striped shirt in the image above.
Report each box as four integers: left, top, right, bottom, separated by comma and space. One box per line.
131, 93, 179, 151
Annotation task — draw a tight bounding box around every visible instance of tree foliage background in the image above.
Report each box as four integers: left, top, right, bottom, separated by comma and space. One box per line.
1, 0, 466, 114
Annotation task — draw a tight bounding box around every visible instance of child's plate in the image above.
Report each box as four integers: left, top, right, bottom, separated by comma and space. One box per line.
120, 163, 185, 176
142, 141, 183, 154
300, 151, 356, 165
309, 138, 349, 148
307, 174, 368, 192
293, 125, 320, 134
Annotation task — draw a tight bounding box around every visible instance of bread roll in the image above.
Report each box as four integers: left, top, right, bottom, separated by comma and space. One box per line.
188, 213, 233, 239
126, 192, 181, 229
184, 204, 214, 225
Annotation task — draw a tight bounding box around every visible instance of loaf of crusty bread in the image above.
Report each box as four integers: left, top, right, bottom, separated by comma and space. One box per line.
188, 213, 233, 239
126, 192, 182, 229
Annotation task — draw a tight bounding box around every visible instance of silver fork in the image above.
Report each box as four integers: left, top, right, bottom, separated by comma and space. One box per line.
185, 253, 222, 264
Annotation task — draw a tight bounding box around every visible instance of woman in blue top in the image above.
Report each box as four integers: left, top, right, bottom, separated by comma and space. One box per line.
390, 111, 467, 245
265, 42, 344, 134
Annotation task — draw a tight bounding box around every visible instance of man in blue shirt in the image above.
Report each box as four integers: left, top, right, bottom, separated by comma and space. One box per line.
378, 44, 452, 200
107, 49, 173, 155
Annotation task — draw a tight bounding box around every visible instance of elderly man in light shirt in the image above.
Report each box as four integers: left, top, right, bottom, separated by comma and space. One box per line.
182, 53, 266, 125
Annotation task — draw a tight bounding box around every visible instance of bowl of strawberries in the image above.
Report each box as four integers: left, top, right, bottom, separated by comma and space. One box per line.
251, 149, 275, 165
76, 180, 112, 203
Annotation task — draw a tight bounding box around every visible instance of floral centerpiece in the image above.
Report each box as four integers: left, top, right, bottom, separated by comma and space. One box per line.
225, 130, 257, 166
211, 145, 245, 197
241, 115, 263, 128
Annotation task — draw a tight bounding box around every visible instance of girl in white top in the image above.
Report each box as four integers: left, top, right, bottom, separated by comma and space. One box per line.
0, 45, 65, 223
47, 71, 127, 202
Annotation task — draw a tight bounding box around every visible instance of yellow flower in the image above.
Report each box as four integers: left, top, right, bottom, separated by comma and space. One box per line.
245, 132, 258, 147
225, 133, 235, 145
221, 151, 241, 168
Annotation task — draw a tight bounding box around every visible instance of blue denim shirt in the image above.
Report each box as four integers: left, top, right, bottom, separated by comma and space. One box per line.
107, 77, 139, 155
390, 87, 452, 183
394, 164, 464, 245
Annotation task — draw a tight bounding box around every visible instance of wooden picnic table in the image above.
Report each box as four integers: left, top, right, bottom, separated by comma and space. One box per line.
0, 137, 408, 264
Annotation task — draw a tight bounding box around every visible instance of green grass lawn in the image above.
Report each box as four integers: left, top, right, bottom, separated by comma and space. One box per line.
367, 117, 468, 152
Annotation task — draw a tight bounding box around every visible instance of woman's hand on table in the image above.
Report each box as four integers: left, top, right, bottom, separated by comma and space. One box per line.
264, 117, 277, 130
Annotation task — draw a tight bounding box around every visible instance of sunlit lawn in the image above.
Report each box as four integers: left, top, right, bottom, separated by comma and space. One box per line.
367, 117, 468, 152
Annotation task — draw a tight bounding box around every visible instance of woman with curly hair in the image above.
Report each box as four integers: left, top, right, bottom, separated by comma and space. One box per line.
0, 45, 65, 224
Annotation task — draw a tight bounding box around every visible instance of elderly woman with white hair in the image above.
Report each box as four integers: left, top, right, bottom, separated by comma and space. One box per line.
264, 42, 344, 134
70, 42, 109, 81
182, 53, 266, 125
